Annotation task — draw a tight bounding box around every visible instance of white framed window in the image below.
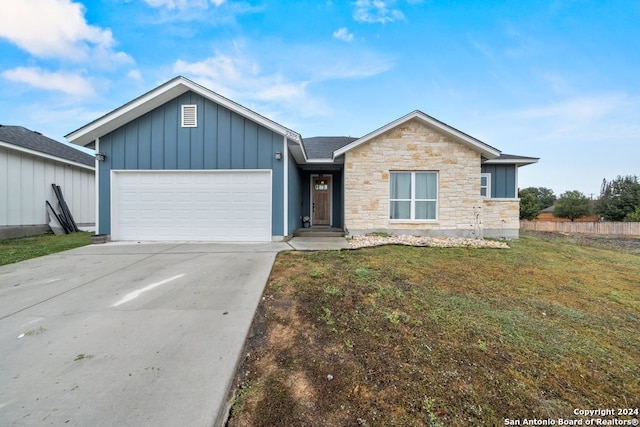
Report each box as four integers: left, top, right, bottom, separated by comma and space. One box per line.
480, 173, 491, 198
390, 171, 438, 220
181, 104, 197, 127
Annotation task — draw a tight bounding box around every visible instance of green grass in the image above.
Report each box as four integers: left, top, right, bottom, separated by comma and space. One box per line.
0, 232, 92, 266
228, 234, 640, 427
74, 353, 94, 361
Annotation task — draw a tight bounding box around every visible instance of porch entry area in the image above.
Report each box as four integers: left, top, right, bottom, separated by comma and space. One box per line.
293, 171, 345, 237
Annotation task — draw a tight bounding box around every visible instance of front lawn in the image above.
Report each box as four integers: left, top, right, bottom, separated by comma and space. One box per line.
227, 234, 640, 426
0, 232, 92, 267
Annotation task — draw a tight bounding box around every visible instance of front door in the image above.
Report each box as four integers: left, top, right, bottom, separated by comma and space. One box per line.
312, 176, 331, 225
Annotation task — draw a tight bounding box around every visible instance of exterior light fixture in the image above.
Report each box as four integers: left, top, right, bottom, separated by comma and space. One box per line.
275, 152, 282, 160
96, 152, 106, 161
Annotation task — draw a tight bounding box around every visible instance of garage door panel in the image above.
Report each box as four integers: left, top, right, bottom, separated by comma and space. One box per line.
112, 171, 272, 242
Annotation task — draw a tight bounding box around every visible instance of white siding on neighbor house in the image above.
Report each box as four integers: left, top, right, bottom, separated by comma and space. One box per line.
0, 147, 95, 226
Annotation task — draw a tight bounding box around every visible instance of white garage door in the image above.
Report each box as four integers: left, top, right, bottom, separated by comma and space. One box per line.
112, 170, 272, 242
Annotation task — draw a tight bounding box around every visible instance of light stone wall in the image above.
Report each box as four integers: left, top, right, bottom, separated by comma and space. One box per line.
344, 118, 487, 237
481, 199, 521, 239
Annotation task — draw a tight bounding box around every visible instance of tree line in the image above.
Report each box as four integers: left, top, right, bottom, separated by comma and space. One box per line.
519, 175, 640, 222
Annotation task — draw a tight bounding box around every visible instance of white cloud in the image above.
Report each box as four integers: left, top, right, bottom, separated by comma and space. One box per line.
127, 69, 143, 81
275, 41, 394, 80
172, 41, 394, 97
173, 54, 308, 104
143, 0, 225, 10
461, 93, 640, 196
333, 27, 354, 42
2, 67, 96, 97
172, 50, 334, 125
0, 0, 131, 66
171, 39, 395, 126
353, 0, 405, 24
140, 0, 257, 25
485, 93, 640, 160
511, 95, 628, 122
1, 99, 110, 143
310, 52, 393, 80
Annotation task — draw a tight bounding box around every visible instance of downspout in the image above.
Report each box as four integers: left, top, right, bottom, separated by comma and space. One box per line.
283, 135, 288, 237
94, 137, 100, 234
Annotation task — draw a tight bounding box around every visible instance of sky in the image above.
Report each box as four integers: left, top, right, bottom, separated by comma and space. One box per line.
1, 0, 639, 198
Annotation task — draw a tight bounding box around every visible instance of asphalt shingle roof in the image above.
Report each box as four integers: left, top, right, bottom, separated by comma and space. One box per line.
0, 125, 94, 167
302, 136, 358, 159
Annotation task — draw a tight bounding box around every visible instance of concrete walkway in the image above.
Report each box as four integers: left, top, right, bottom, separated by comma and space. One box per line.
0, 238, 351, 427
286, 236, 351, 251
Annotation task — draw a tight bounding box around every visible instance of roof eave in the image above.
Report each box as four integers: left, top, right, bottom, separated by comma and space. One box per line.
305, 158, 335, 163
484, 157, 539, 166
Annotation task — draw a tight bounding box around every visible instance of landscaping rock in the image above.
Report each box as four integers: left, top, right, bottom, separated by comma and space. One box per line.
348, 235, 510, 249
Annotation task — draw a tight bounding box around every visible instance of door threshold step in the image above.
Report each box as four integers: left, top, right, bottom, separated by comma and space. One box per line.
293, 228, 345, 237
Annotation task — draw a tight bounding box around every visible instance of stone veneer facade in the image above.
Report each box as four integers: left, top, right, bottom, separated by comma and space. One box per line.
343, 118, 520, 238
481, 199, 521, 239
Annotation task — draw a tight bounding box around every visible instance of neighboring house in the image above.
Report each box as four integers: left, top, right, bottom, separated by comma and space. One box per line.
0, 125, 95, 239
66, 76, 538, 242
535, 205, 599, 222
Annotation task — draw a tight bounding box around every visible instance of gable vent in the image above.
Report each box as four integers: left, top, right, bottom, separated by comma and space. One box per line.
181, 104, 197, 127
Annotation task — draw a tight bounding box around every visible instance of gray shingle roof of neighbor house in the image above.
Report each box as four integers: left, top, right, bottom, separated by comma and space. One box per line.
302, 136, 359, 159
0, 125, 95, 168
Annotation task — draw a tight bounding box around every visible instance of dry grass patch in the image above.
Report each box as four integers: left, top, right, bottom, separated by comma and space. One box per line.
227, 234, 639, 426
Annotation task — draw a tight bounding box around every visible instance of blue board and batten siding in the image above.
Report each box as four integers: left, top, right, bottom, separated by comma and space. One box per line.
331, 171, 344, 229
481, 164, 517, 198
97, 91, 285, 236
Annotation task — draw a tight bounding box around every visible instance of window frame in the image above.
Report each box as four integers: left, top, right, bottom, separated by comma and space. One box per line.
389, 171, 438, 221
480, 173, 491, 198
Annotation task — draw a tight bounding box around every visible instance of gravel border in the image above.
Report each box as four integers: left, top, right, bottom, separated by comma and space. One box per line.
348, 235, 510, 249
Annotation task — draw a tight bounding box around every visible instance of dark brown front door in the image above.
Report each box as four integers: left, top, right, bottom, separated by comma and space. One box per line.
312, 176, 331, 225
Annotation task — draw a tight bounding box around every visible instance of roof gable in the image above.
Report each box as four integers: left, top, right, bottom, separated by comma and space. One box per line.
0, 125, 94, 168
66, 76, 301, 147
333, 110, 501, 159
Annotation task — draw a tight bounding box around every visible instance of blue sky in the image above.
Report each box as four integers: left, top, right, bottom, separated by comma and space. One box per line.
1, 0, 638, 197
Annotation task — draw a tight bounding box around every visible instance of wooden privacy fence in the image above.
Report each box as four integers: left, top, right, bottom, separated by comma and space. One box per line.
520, 221, 640, 236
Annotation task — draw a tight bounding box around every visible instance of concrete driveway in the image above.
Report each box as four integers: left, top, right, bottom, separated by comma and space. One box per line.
0, 241, 290, 426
